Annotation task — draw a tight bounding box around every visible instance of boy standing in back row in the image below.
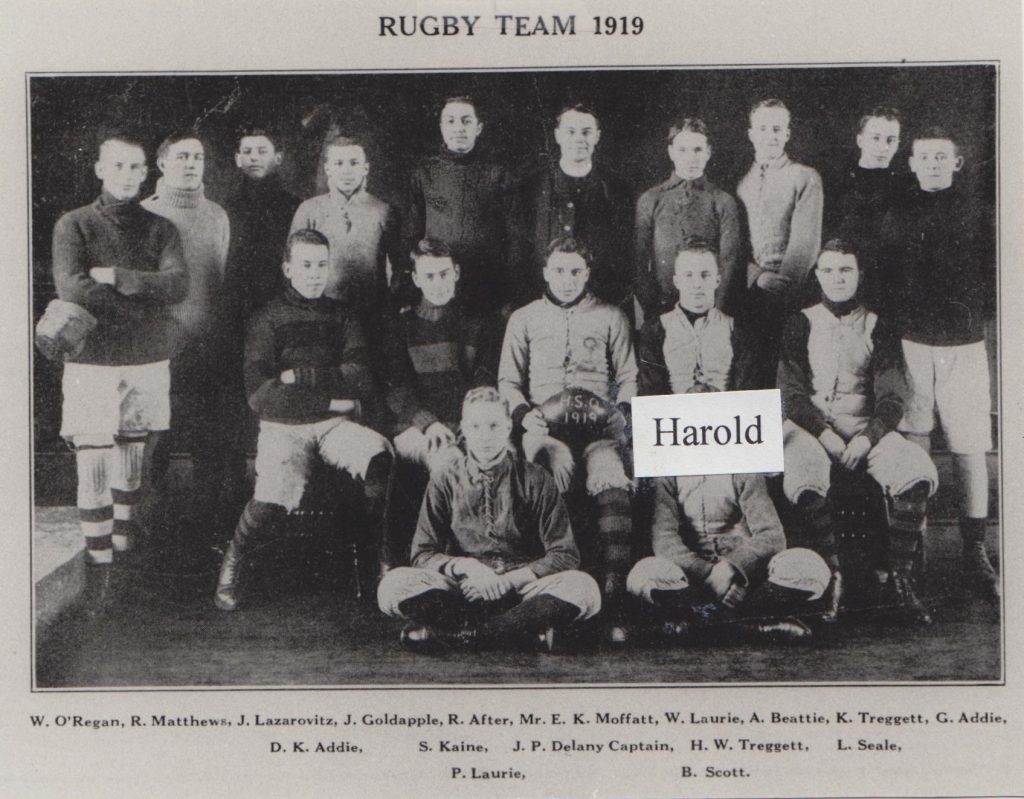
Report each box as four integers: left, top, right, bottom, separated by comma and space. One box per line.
880, 127, 998, 600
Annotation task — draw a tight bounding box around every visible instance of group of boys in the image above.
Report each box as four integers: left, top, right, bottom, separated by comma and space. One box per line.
43, 92, 997, 654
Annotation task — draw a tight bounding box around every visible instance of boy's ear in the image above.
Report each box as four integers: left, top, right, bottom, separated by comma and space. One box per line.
954, 155, 965, 171
93, 161, 104, 181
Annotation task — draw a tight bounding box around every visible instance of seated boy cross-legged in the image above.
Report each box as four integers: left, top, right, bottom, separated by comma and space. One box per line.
213, 228, 393, 611
377, 387, 601, 652
627, 474, 830, 643
778, 239, 939, 623
498, 236, 638, 644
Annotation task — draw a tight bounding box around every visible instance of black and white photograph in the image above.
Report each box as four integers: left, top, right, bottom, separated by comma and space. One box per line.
4, 2, 1023, 797
30, 64, 1001, 686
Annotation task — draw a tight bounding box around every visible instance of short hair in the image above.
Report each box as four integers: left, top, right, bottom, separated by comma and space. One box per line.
667, 117, 710, 144
322, 134, 367, 160
545, 235, 593, 267
284, 227, 329, 262
411, 238, 456, 265
675, 235, 719, 261
156, 130, 204, 160
441, 95, 480, 118
96, 132, 146, 160
235, 124, 282, 151
461, 386, 509, 418
857, 106, 902, 134
818, 237, 859, 262
749, 98, 790, 123
911, 125, 960, 154
555, 102, 599, 128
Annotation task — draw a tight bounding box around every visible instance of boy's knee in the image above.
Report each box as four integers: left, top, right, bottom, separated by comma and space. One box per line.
377, 567, 450, 616
767, 548, 831, 601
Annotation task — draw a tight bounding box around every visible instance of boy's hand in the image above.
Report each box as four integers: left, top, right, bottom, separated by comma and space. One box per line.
88, 267, 116, 286
460, 570, 513, 603
280, 369, 296, 384
818, 428, 846, 462
521, 408, 549, 436
755, 271, 791, 294
707, 560, 745, 607
425, 421, 456, 453
840, 434, 872, 470
328, 399, 356, 414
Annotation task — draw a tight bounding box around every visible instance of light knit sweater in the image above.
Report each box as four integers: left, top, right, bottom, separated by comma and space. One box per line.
142, 179, 230, 348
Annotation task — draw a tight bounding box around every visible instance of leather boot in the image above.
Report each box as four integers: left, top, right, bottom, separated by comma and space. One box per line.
602, 574, 631, 645
214, 539, 246, 611
734, 616, 813, 643
400, 623, 479, 653
963, 539, 1000, 600
890, 564, 933, 625
83, 562, 114, 619
821, 570, 844, 623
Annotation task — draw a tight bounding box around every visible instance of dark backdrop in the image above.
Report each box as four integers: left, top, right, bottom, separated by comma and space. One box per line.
30, 65, 997, 446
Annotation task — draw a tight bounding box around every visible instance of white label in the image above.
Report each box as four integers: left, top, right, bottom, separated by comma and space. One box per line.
631, 389, 785, 478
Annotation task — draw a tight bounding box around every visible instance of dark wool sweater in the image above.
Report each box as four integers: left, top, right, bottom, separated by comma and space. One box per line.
402, 148, 510, 310
384, 297, 498, 433
223, 175, 301, 322
879, 184, 995, 345
830, 164, 908, 311
507, 164, 633, 308
777, 296, 906, 445
244, 286, 375, 425
52, 192, 188, 365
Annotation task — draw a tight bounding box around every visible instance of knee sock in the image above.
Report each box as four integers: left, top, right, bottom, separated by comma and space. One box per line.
479, 594, 579, 646
362, 452, 393, 562
888, 482, 929, 569
798, 490, 837, 566
649, 587, 696, 620
110, 434, 146, 552
76, 445, 113, 565
397, 588, 471, 628
959, 516, 988, 547
229, 499, 281, 555
594, 488, 632, 591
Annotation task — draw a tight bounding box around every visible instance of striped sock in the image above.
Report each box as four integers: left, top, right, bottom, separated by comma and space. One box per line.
111, 436, 146, 552
595, 487, 632, 586
76, 445, 113, 565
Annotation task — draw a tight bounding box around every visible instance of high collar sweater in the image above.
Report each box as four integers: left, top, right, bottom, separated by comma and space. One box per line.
52, 192, 188, 365
142, 179, 230, 348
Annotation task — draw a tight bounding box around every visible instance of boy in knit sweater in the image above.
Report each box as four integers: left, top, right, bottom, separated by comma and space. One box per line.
736, 99, 823, 388
778, 239, 939, 622
142, 131, 240, 539
382, 238, 498, 565
377, 386, 601, 652
626, 474, 828, 643
402, 96, 510, 313
213, 228, 393, 611
290, 135, 406, 347
52, 133, 188, 608
498, 236, 637, 642
637, 237, 751, 397
634, 118, 742, 320
879, 127, 998, 600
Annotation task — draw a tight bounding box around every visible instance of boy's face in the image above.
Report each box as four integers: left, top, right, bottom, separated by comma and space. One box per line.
94, 139, 148, 201
235, 135, 282, 179
462, 400, 512, 463
673, 251, 721, 314
283, 242, 330, 299
815, 250, 859, 303
748, 106, 791, 162
554, 110, 601, 165
440, 102, 483, 154
324, 144, 369, 195
668, 130, 711, 181
856, 116, 900, 169
909, 138, 962, 192
543, 251, 590, 304
412, 255, 460, 306
158, 138, 205, 191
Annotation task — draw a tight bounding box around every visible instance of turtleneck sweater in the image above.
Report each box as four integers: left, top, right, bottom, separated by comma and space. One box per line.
383, 295, 496, 433
52, 191, 187, 365
142, 178, 230, 351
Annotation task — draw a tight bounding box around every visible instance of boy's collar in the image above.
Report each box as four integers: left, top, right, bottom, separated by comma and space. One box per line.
754, 152, 791, 170
415, 295, 455, 321
543, 288, 591, 309
821, 295, 861, 318
331, 183, 365, 203
283, 284, 326, 305
467, 448, 512, 478
667, 174, 707, 190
